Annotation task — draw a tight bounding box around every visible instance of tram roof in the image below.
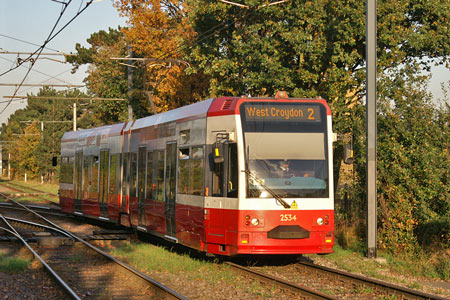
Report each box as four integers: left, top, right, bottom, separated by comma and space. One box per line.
130, 98, 215, 131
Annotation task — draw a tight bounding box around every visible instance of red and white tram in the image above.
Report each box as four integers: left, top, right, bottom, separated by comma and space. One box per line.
60, 94, 335, 255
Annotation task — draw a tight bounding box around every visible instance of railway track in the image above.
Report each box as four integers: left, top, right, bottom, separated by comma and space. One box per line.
0, 181, 60, 208
228, 259, 449, 300
0, 193, 188, 300
226, 261, 340, 300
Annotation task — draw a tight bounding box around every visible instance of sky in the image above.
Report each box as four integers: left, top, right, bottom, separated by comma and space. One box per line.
0, 0, 126, 125
0, 1, 449, 126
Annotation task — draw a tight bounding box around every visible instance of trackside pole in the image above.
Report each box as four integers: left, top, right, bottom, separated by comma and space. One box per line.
366, 0, 377, 258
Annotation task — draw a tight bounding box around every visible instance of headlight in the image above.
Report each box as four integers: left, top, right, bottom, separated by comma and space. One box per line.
251, 218, 260, 226
317, 218, 324, 225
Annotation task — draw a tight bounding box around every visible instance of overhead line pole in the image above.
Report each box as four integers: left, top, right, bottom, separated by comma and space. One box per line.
366, 0, 377, 258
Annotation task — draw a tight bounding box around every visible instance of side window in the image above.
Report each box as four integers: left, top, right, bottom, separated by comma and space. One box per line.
156, 150, 165, 201
122, 153, 128, 196
83, 155, 90, 193
60, 156, 74, 184
212, 155, 224, 197
146, 151, 153, 199
90, 155, 99, 193
227, 143, 238, 198
190, 146, 204, 196
130, 153, 138, 197
109, 154, 119, 195
178, 148, 190, 194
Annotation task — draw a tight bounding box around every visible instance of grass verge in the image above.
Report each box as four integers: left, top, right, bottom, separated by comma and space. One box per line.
0, 253, 30, 273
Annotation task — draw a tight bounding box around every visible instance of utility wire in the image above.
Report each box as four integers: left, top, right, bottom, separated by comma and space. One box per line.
0, 33, 61, 53
0, 1, 72, 78
1, 0, 94, 115
0, 56, 73, 85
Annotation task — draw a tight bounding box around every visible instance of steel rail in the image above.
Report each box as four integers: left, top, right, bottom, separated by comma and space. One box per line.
297, 261, 449, 300
0, 215, 81, 300
4, 216, 73, 239
1, 192, 188, 300
225, 262, 340, 300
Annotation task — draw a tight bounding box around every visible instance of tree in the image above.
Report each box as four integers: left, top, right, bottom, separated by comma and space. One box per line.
10, 122, 41, 179
186, 0, 450, 132
186, 0, 450, 253
347, 64, 450, 253
0, 87, 91, 181
67, 28, 129, 123
114, 0, 210, 114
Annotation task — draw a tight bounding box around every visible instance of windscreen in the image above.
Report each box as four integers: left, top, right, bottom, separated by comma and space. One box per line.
240, 101, 329, 198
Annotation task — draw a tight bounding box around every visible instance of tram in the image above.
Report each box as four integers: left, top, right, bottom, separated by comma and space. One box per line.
59, 92, 335, 255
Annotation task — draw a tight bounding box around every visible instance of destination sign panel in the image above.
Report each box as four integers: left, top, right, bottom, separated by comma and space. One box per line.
243, 103, 321, 122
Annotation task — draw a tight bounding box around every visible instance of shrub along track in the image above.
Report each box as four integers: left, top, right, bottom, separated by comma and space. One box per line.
0, 193, 187, 300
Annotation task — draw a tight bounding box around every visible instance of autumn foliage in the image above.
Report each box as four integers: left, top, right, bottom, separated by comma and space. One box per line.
114, 0, 209, 112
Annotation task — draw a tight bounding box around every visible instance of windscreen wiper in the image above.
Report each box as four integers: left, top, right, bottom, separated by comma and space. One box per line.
244, 170, 291, 209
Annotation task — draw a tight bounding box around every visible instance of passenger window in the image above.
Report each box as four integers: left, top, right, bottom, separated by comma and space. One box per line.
190, 147, 204, 196
178, 148, 190, 194
156, 150, 165, 201
227, 143, 238, 198
109, 154, 119, 195
146, 151, 153, 199
122, 153, 128, 197
130, 153, 138, 197
212, 156, 223, 197
90, 155, 99, 193
83, 155, 90, 194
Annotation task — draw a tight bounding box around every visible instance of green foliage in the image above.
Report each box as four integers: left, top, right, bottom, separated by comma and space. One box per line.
67, 27, 129, 123
0, 254, 30, 273
344, 64, 450, 254
0, 87, 94, 181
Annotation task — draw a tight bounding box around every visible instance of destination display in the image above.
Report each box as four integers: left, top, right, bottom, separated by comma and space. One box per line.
243, 103, 321, 122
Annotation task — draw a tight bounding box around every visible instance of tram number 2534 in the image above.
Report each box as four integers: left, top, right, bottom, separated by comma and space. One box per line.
280, 214, 297, 222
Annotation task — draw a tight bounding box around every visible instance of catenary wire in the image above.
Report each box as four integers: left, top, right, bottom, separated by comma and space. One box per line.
0, 0, 95, 115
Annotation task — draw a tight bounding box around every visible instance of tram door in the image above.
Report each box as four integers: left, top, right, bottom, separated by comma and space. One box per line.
137, 146, 146, 226
99, 150, 109, 218
74, 151, 83, 213
165, 142, 177, 237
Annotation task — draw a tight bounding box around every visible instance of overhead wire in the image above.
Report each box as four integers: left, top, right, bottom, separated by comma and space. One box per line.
0, 33, 61, 53
0, 56, 73, 85
1, 0, 95, 115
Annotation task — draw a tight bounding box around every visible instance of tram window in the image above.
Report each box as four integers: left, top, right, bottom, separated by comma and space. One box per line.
122, 153, 128, 196
60, 156, 74, 184
212, 162, 223, 197
190, 147, 204, 196
156, 150, 165, 201
179, 129, 190, 145
178, 148, 190, 194
90, 155, 99, 193
227, 144, 238, 198
83, 156, 90, 194
146, 151, 154, 199
138, 148, 146, 198
109, 154, 119, 195
130, 153, 138, 197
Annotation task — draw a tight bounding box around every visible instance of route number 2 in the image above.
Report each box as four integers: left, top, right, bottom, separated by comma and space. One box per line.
280, 214, 297, 222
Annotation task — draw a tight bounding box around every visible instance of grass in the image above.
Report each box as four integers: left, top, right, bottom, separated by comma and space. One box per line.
113, 242, 235, 283
7, 179, 59, 195
112, 241, 280, 298
0, 178, 59, 203
0, 253, 30, 273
